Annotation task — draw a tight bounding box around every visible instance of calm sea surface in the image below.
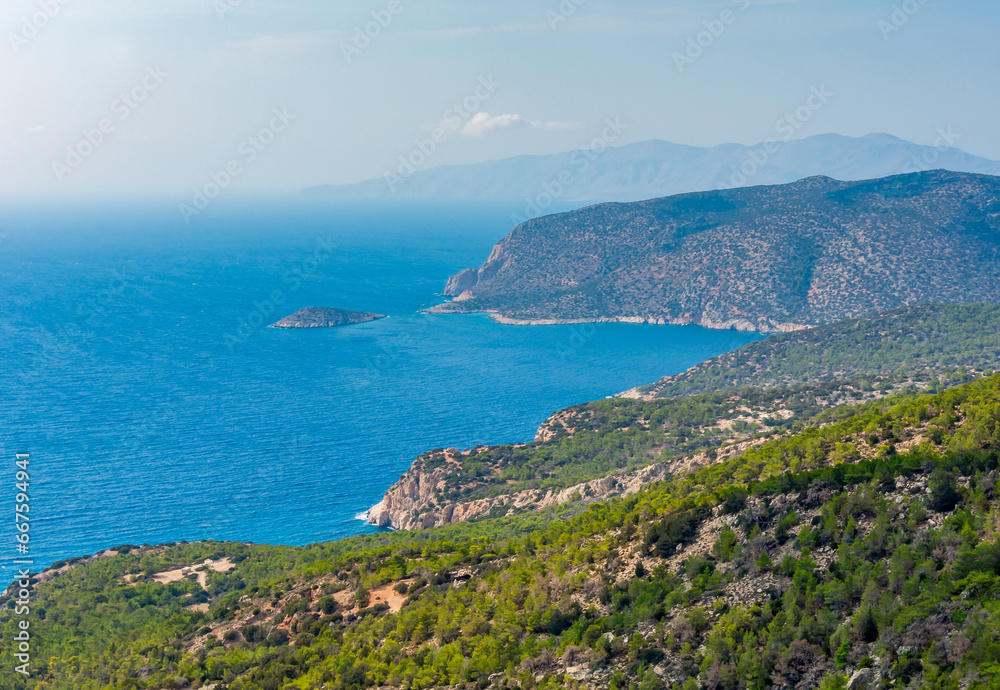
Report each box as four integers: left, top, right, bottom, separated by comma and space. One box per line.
0, 199, 762, 570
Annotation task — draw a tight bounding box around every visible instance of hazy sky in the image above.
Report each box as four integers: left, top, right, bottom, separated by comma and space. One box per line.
3, 0, 998, 196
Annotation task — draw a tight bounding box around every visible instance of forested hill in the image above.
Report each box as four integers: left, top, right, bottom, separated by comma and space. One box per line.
7, 375, 1000, 688
430, 171, 1000, 333
629, 303, 1000, 400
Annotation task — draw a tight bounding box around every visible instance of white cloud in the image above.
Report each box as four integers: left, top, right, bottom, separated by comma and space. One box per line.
459, 112, 582, 137
461, 112, 527, 137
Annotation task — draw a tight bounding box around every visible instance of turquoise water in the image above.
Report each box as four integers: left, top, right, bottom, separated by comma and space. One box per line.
0, 199, 762, 570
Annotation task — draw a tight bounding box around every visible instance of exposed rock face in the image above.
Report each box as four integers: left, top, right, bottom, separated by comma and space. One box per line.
366, 426, 781, 531
368, 408, 948, 531
430, 171, 1000, 333
443, 269, 479, 297
367, 455, 682, 531
270, 307, 386, 329
848, 668, 876, 689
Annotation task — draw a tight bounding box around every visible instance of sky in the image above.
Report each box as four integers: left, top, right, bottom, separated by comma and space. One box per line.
2, 0, 999, 197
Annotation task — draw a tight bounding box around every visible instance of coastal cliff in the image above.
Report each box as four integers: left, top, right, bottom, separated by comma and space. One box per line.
366, 449, 685, 531
364, 374, 923, 532
363, 372, 954, 531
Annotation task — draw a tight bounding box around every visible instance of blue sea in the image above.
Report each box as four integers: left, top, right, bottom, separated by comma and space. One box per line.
0, 199, 762, 571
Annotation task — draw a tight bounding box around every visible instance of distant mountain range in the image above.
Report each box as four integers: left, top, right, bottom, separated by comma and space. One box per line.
303, 133, 1000, 203
428, 170, 1000, 332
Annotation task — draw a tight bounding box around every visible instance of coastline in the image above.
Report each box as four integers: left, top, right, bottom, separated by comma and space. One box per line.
423, 304, 809, 334
365, 307, 804, 529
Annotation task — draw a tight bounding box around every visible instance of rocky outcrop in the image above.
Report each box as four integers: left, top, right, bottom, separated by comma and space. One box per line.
366, 371, 959, 532
441, 243, 509, 299
365, 436, 775, 531
848, 667, 877, 689
443, 269, 479, 297
270, 307, 386, 329
365, 458, 455, 529
367, 460, 679, 531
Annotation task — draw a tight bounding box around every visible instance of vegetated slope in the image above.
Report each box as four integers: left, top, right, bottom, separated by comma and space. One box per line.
7, 376, 1000, 689
430, 171, 1000, 332
367, 371, 980, 532
631, 303, 1000, 400
302, 133, 1000, 203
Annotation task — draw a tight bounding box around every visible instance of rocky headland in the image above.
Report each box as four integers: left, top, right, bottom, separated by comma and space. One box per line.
429, 171, 1000, 333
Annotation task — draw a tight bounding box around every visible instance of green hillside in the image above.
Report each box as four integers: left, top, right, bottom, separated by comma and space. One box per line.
640, 303, 1000, 399
7, 375, 1000, 689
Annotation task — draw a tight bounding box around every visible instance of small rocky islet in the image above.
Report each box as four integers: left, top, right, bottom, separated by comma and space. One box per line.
269, 306, 386, 329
